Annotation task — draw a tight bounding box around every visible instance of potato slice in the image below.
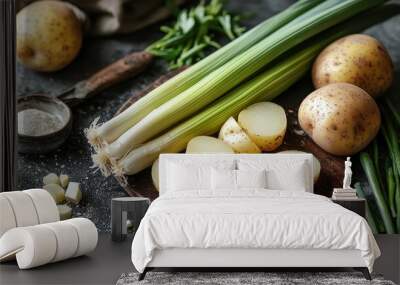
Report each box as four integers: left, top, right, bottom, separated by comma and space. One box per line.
43, 184, 65, 204
238, 102, 287, 151
65, 182, 82, 204
151, 159, 160, 192
59, 174, 69, 189
43, 173, 60, 186
186, 136, 234, 154
219, 117, 261, 153
57, 204, 72, 220
279, 150, 321, 183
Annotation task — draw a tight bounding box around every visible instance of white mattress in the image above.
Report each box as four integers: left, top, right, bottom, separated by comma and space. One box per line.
131, 190, 380, 273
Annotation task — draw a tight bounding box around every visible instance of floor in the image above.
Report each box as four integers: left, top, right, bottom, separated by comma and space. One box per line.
0, 233, 134, 285
1, 233, 398, 284
0, 233, 372, 285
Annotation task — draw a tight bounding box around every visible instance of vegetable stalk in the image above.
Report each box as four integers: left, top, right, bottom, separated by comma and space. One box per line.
86, 0, 324, 147
104, 0, 386, 161
355, 182, 379, 234
114, 44, 317, 176
386, 165, 396, 217
385, 97, 400, 129
360, 152, 395, 234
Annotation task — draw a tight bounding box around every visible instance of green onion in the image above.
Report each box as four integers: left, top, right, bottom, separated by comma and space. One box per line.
355, 182, 379, 234
382, 107, 400, 180
386, 164, 396, 217
360, 152, 395, 234
382, 105, 400, 231
385, 97, 400, 129
372, 139, 385, 197
86, 0, 324, 147
104, 0, 386, 161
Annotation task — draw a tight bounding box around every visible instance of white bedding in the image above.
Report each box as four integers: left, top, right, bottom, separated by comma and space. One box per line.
131, 190, 380, 273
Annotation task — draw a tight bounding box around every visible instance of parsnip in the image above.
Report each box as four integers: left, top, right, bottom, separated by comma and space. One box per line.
238, 102, 287, 151
186, 136, 234, 154
218, 117, 261, 153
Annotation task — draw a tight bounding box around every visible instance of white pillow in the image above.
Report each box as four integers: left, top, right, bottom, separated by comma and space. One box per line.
238, 159, 311, 192
211, 168, 236, 190
266, 161, 309, 192
167, 163, 212, 191
236, 169, 267, 189
211, 169, 268, 190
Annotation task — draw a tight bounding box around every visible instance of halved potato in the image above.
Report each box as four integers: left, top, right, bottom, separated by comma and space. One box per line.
219, 117, 261, 153
186, 136, 234, 154
238, 102, 287, 151
278, 150, 321, 183
151, 159, 159, 192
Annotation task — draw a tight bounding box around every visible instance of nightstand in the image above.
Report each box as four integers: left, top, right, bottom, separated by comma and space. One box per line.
111, 197, 150, 241
331, 198, 366, 218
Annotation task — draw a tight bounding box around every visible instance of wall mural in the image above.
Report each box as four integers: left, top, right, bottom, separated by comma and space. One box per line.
13, 0, 400, 235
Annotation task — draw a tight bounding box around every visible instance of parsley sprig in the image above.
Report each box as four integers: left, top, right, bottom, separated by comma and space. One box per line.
147, 0, 245, 69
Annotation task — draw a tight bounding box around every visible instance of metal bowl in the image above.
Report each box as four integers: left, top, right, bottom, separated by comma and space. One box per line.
17, 94, 72, 154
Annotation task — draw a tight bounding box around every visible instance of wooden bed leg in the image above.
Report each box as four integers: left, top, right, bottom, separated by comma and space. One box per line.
354, 267, 371, 280
138, 268, 148, 281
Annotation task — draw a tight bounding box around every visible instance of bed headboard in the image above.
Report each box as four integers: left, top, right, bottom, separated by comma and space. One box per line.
159, 153, 314, 195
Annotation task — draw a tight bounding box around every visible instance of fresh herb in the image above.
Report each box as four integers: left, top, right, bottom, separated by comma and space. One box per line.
147, 0, 245, 69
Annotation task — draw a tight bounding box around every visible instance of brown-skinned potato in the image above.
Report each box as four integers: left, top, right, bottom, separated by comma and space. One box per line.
17, 0, 83, 72
298, 83, 381, 156
312, 34, 393, 98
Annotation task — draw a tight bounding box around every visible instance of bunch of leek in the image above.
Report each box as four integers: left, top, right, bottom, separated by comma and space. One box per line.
86, 0, 395, 180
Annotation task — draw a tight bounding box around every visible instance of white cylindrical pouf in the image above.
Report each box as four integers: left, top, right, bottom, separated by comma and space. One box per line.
0, 196, 16, 237
0, 192, 39, 227
0, 226, 57, 269
43, 221, 79, 262
65, 218, 98, 257
0, 218, 97, 269
24, 189, 59, 224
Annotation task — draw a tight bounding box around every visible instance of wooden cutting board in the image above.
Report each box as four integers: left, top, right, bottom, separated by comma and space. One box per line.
113, 69, 345, 200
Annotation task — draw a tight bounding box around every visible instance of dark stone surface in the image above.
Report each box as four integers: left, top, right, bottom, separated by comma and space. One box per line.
16, 1, 400, 232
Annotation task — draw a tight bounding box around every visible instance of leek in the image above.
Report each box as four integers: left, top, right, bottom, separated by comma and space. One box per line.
86, 0, 324, 146
114, 45, 315, 176
105, 0, 385, 161
112, 2, 397, 177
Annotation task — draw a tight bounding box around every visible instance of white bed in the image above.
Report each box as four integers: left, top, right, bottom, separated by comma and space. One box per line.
131, 154, 380, 281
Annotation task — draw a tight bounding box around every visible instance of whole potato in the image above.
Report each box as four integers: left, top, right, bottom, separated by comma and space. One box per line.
17, 1, 83, 72
298, 83, 381, 156
312, 34, 393, 98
